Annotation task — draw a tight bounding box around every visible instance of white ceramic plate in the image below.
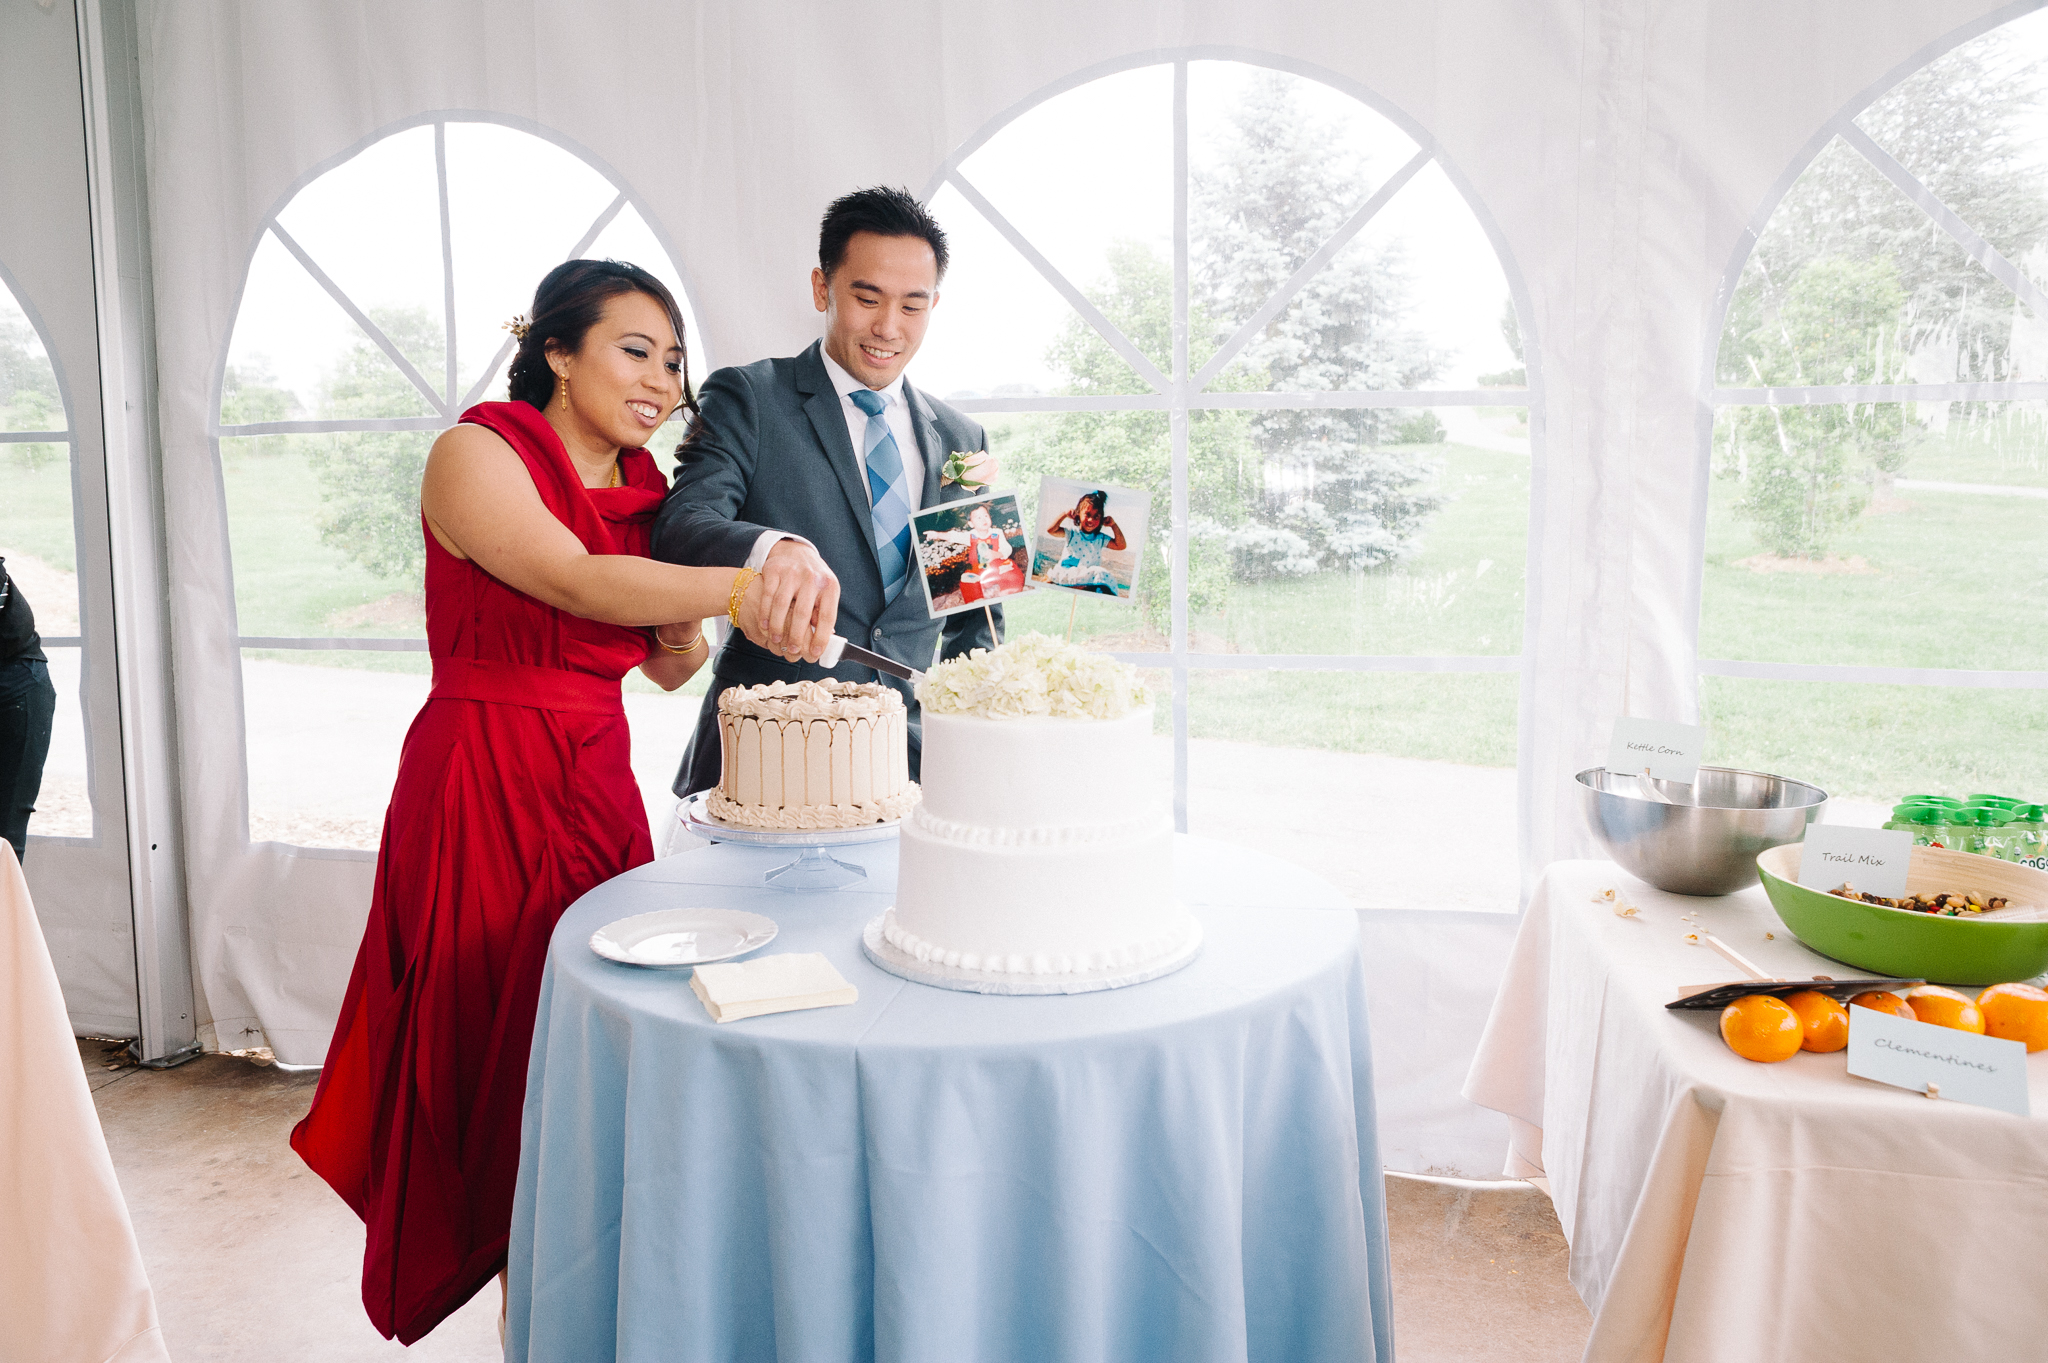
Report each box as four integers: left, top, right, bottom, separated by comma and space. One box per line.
589, 907, 778, 969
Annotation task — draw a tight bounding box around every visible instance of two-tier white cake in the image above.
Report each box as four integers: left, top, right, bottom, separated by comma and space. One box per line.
862, 634, 1201, 993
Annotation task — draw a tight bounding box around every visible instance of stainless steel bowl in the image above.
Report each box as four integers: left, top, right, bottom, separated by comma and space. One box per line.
1575, 765, 1828, 897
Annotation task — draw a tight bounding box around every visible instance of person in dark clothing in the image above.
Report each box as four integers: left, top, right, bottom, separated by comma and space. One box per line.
0, 557, 56, 864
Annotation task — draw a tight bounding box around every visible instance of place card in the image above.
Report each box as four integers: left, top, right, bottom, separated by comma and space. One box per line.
1606, 717, 1704, 784
1846, 1004, 2029, 1116
1799, 825, 1912, 898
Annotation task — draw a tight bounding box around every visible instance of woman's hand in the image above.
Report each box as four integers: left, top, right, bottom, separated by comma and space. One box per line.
734, 572, 833, 664
640, 622, 709, 691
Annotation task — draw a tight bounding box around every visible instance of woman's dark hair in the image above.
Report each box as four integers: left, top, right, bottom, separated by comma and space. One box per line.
818, 186, 949, 282
505, 258, 698, 421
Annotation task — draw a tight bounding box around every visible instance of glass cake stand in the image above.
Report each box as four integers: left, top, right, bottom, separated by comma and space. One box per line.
678, 793, 902, 891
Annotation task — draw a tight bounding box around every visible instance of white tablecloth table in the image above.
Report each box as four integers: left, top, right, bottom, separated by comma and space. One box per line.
1464, 859, 2048, 1363
0, 843, 169, 1363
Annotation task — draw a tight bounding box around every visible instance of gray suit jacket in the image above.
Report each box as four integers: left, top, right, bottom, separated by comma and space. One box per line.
651, 340, 1000, 798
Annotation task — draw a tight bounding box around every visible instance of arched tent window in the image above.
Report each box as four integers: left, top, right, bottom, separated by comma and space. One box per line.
1703, 16, 2048, 813
917, 58, 1537, 909
0, 271, 89, 838
216, 118, 701, 849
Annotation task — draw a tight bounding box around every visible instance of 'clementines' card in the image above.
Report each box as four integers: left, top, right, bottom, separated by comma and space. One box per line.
1846, 1004, 2029, 1116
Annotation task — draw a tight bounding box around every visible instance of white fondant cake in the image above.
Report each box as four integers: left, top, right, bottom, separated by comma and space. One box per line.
710, 680, 919, 829
870, 635, 1199, 991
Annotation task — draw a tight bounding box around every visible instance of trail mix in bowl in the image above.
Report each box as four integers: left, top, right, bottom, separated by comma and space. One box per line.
1829, 884, 2009, 916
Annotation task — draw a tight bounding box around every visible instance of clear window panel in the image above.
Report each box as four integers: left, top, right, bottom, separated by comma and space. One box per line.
623, 667, 715, 833
919, 186, 1154, 400
238, 652, 717, 850
953, 64, 1174, 375
985, 412, 1172, 646
1187, 668, 1519, 910
2, 282, 68, 436
1854, 11, 2048, 299
240, 649, 426, 849
1184, 407, 1527, 655
1188, 62, 1424, 351
30, 647, 91, 838
1717, 135, 2027, 388
444, 122, 621, 401
0, 450, 80, 629
1200, 159, 1519, 396
1702, 403, 2047, 671
225, 231, 440, 423
221, 434, 430, 639
273, 125, 448, 397
1701, 677, 2047, 809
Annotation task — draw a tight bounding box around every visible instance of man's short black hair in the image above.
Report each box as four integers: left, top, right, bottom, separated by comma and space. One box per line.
818, 186, 949, 283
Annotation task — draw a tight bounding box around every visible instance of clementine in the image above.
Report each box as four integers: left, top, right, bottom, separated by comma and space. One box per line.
1719, 994, 1803, 1062
1782, 990, 1849, 1053
1901, 984, 1986, 1034
1849, 990, 1916, 1022
1977, 982, 2048, 1052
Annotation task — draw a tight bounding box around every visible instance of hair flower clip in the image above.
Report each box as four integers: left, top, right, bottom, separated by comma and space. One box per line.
503, 314, 532, 342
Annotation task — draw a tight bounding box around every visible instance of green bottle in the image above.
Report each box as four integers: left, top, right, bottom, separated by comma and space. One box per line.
2008, 804, 2047, 872
1894, 805, 1957, 849
1957, 806, 2016, 860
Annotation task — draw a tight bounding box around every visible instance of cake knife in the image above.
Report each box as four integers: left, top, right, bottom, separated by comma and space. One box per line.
819, 634, 925, 685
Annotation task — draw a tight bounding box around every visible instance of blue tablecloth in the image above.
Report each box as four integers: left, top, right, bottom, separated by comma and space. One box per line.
506, 834, 1392, 1363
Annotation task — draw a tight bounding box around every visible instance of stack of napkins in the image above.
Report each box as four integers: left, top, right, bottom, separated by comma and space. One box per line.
689, 952, 857, 1023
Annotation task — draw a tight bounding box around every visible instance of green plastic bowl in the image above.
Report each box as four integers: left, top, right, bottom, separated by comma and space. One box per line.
1757, 843, 2048, 986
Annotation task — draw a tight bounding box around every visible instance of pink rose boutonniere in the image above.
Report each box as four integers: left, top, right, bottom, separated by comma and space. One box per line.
942, 448, 998, 490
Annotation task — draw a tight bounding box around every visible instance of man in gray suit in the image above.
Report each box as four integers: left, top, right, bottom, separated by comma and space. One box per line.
652, 187, 999, 799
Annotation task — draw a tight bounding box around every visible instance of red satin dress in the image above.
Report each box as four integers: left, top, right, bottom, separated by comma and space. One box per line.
290, 401, 664, 1343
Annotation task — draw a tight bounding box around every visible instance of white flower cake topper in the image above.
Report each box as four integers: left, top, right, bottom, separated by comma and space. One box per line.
917, 632, 1151, 721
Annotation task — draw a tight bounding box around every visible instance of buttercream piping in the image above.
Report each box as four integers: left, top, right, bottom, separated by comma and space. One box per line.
877, 908, 1191, 977
708, 784, 920, 830
908, 807, 1173, 848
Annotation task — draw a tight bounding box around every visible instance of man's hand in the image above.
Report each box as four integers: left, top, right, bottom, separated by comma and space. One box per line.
755, 539, 840, 663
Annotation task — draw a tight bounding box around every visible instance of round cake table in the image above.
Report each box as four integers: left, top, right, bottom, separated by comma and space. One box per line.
505, 834, 1393, 1363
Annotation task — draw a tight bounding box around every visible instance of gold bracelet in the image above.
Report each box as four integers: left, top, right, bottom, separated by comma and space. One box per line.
655, 627, 706, 656
727, 567, 758, 629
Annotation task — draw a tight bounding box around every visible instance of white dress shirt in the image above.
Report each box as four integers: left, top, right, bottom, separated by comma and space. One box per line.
743, 348, 925, 572
819, 348, 924, 510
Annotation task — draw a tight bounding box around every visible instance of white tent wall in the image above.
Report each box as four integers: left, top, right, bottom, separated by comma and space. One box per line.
126, 0, 2016, 1166
2, 2, 142, 1037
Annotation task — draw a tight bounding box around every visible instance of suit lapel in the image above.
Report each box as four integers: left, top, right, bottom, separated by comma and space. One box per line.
905, 378, 946, 508
796, 342, 882, 564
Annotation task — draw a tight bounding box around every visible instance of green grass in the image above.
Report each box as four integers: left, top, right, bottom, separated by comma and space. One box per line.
1214, 447, 1526, 656
1901, 410, 2048, 487
1702, 678, 2047, 802
0, 454, 78, 570
1187, 669, 1519, 766
221, 439, 426, 638
1700, 477, 2047, 672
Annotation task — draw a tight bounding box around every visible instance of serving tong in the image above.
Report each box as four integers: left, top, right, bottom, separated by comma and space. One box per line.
1666, 928, 1919, 1011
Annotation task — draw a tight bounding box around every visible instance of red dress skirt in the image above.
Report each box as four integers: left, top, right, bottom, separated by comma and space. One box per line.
290, 401, 665, 1342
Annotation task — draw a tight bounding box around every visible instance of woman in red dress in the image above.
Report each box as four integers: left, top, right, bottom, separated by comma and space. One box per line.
290, 260, 840, 1343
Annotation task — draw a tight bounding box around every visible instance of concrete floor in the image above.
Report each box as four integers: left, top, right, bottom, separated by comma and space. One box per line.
86, 1039, 1589, 1361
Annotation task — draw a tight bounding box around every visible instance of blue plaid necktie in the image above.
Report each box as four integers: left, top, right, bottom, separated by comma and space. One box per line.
848, 387, 912, 601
